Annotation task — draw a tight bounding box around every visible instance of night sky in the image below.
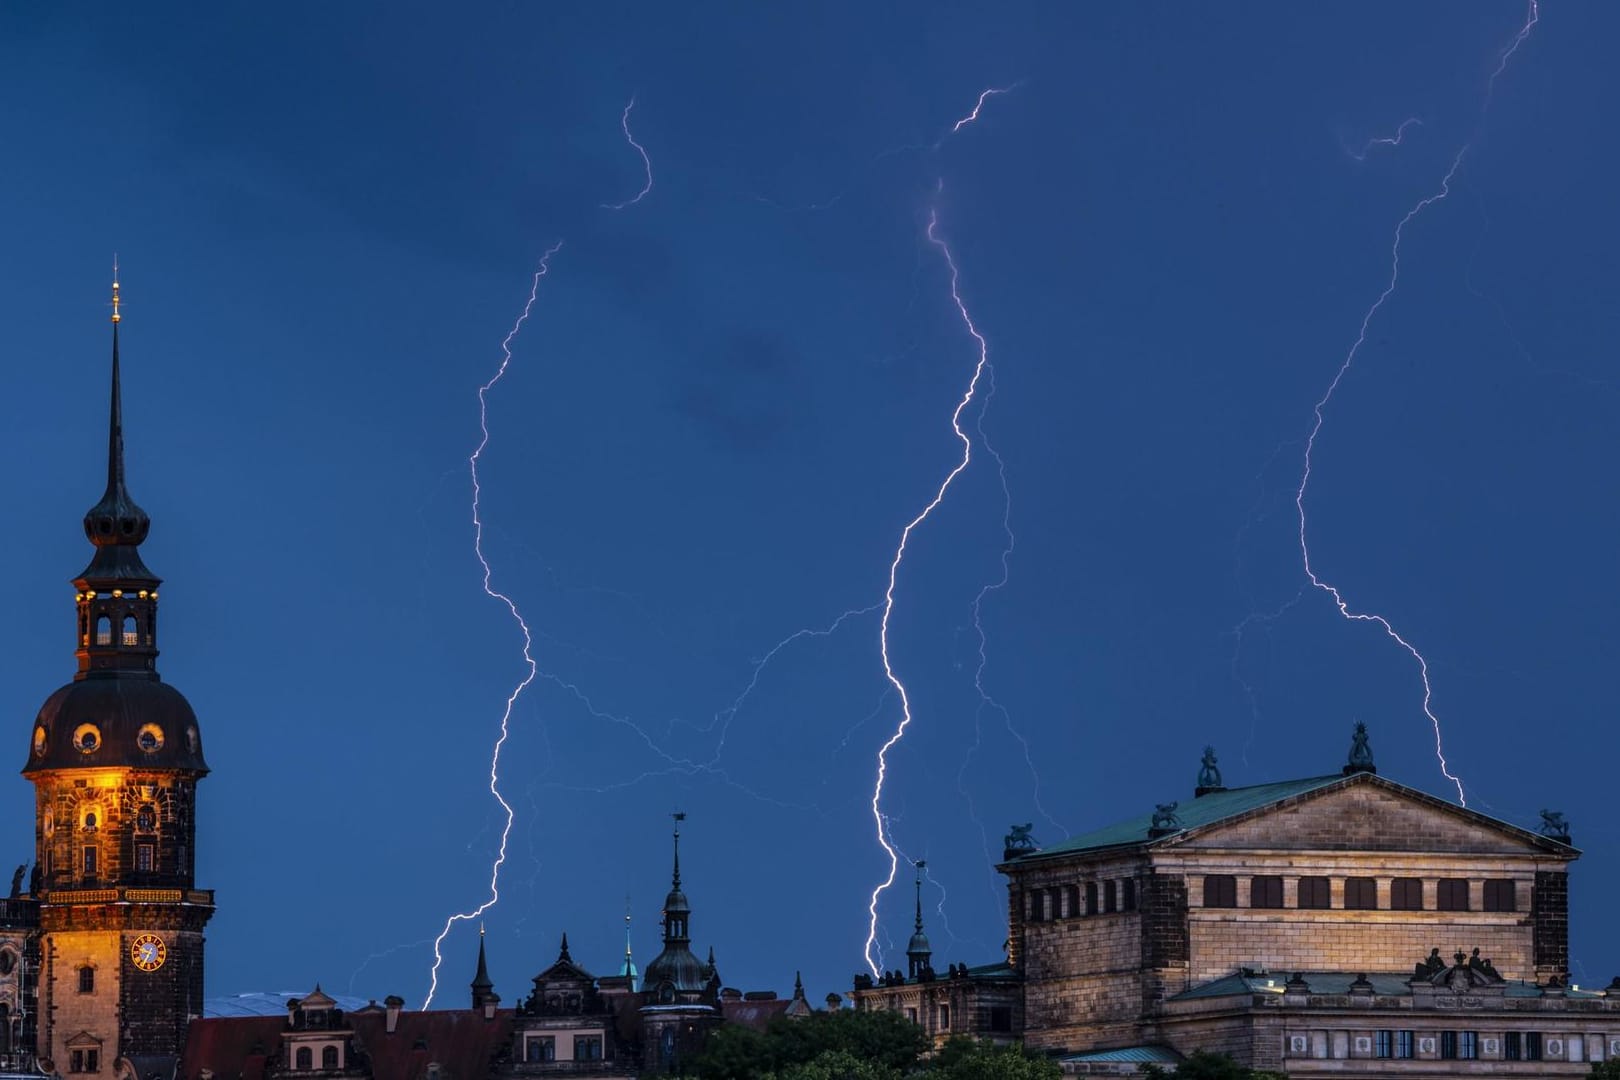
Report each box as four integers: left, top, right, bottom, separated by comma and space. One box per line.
1, 3, 1616, 1009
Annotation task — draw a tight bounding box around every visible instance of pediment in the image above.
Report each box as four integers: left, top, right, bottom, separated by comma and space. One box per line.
65, 1030, 104, 1049
1174, 774, 1566, 856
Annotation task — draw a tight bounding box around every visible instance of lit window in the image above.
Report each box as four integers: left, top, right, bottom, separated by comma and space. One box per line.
1203, 875, 1237, 908
1249, 876, 1283, 908
1391, 878, 1424, 910
1345, 877, 1378, 909
1297, 876, 1331, 909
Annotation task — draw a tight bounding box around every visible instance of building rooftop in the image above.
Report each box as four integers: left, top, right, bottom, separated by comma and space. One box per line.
1005, 769, 1575, 863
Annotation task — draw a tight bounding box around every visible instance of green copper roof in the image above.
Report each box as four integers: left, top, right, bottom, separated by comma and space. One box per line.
1061, 1045, 1183, 1063
1014, 775, 1346, 860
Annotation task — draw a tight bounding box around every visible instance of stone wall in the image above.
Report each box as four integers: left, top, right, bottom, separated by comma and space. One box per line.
43, 930, 121, 1076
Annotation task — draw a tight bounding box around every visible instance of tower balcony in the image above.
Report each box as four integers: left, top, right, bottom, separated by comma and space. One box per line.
0, 898, 39, 930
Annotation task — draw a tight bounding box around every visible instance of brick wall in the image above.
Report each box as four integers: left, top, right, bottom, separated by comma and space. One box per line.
1534, 870, 1570, 978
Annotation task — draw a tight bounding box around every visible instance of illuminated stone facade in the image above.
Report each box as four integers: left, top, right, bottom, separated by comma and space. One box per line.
997, 733, 1615, 1076
18, 295, 212, 1078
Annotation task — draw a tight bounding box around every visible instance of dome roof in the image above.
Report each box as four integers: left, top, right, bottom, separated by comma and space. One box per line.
907, 929, 932, 956
643, 944, 706, 994
24, 675, 207, 774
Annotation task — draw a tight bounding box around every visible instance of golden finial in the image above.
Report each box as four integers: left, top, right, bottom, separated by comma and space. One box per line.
111, 256, 121, 324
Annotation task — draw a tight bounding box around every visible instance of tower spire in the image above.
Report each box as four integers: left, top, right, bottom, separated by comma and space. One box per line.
108, 260, 126, 497
905, 859, 932, 980
671, 810, 684, 889
471, 923, 495, 1008
914, 860, 925, 933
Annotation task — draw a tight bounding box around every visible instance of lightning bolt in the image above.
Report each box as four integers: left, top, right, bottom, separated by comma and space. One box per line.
948, 83, 1022, 136
865, 196, 992, 976
423, 241, 564, 1008
602, 97, 654, 210
1296, 0, 1538, 807
1347, 117, 1423, 161
969, 364, 1065, 837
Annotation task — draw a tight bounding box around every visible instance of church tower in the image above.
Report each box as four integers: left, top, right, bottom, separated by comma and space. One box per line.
22, 275, 211, 1076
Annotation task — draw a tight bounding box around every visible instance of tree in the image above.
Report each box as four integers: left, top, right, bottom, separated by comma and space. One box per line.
690, 1009, 928, 1080
924, 1038, 1061, 1079
1588, 1061, 1620, 1079
767, 1049, 901, 1080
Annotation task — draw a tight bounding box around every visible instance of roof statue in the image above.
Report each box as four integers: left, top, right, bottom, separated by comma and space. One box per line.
1540, 809, 1571, 843
1343, 721, 1376, 775
1147, 801, 1182, 838
1002, 823, 1037, 861
1195, 745, 1224, 796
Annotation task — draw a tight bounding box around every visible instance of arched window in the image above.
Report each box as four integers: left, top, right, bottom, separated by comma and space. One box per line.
121, 615, 138, 647
322, 1046, 339, 1069
95, 616, 111, 646
78, 966, 94, 993
295, 1046, 312, 1070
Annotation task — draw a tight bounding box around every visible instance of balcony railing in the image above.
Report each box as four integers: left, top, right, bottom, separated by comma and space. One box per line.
0, 899, 39, 929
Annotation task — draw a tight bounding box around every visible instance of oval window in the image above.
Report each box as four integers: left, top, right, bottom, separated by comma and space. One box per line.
137, 724, 164, 753
32, 727, 46, 757
83, 811, 97, 830
73, 724, 100, 754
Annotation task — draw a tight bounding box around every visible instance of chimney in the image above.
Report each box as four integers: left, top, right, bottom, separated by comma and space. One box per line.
384, 994, 404, 1035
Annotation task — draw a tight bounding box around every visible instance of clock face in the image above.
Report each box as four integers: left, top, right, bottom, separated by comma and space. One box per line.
131, 934, 166, 972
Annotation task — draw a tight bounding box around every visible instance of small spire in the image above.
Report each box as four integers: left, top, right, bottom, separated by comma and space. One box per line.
913, 859, 926, 932
471, 927, 494, 1007
111, 256, 121, 323
559, 932, 572, 962
671, 810, 686, 889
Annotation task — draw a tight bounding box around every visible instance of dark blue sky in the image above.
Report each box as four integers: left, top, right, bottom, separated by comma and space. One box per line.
2, 2, 1616, 1006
